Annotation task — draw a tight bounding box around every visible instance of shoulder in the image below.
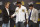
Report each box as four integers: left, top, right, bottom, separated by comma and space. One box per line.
15, 7, 18, 10
2, 8, 6, 11
22, 6, 26, 8
33, 8, 38, 12
34, 8, 38, 11
22, 6, 27, 10
16, 7, 18, 9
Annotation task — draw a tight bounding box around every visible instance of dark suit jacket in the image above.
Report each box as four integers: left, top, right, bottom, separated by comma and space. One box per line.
2, 7, 10, 23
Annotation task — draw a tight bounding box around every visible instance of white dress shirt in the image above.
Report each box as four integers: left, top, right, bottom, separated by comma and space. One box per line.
12, 5, 28, 23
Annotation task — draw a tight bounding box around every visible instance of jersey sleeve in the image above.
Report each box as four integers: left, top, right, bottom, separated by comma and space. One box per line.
25, 7, 28, 19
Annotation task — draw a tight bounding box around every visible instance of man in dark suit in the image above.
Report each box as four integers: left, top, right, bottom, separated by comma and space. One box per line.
2, 2, 10, 27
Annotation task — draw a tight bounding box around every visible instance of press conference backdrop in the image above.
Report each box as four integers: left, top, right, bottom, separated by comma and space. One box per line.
0, 0, 40, 25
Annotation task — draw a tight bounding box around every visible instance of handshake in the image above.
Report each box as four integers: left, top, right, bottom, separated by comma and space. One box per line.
9, 15, 14, 18
10, 13, 16, 18
10, 15, 14, 18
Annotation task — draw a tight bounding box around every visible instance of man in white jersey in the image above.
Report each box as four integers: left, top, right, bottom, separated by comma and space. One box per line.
11, 2, 28, 27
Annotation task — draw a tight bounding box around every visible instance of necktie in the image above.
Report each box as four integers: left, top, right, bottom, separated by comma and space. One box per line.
28, 10, 32, 21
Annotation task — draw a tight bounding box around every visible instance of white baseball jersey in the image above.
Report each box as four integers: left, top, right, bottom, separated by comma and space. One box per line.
12, 5, 28, 23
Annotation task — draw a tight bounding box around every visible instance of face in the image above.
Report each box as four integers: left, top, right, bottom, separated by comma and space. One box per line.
17, 4, 21, 7
29, 7, 33, 9
5, 3, 10, 8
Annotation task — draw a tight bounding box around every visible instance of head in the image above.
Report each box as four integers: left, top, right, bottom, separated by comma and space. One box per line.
5, 2, 10, 9
29, 4, 33, 10
16, 2, 21, 7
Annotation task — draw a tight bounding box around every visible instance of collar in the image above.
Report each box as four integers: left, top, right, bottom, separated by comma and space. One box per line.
5, 7, 9, 10
29, 8, 34, 10
18, 5, 22, 8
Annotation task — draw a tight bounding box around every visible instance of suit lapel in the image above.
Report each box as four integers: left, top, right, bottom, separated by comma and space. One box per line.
4, 8, 8, 15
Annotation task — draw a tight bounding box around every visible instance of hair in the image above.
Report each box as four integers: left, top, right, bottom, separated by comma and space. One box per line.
16, 2, 21, 4
4, 2, 10, 6
29, 4, 33, 7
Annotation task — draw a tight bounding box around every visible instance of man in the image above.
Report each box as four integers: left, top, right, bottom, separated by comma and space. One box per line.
11, 2, 28, 27
28, 4, 38, 27
2, 2, 10, 27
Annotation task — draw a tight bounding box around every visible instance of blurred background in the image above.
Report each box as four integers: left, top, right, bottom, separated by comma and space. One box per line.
0, 0, 40, 27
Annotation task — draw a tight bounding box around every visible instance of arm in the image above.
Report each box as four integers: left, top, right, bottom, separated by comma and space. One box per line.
25, 8, 28, 24
34, 9, 38, 23
11, 7, 18, 18
35, 10, 38, 22
2, 9, 6, 17
11, 12, 16, 18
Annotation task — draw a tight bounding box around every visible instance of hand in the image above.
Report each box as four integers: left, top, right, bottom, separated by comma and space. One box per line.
11, 16, 13, 18
27, 19, 28, 24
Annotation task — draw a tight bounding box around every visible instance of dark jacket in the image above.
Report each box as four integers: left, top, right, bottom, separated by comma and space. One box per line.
2, 7, 10, 23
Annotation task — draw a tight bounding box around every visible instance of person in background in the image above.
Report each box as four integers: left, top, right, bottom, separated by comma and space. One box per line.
11, 2, 28, 27
28, 4, 38, 27
2, 2, 10, 27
